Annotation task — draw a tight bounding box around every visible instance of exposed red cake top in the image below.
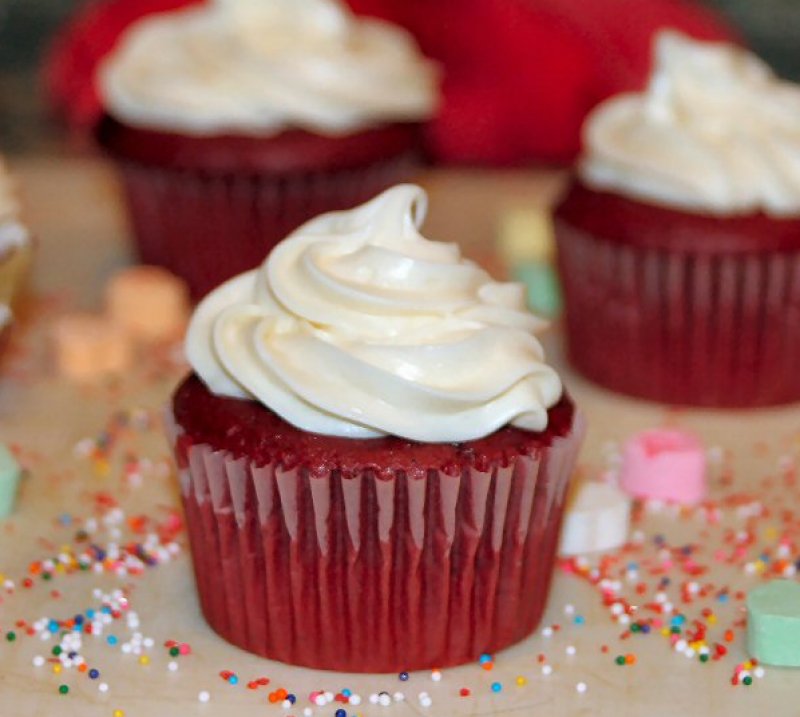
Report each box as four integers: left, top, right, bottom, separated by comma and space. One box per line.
556, 182, 800, 254
172, 373, 576, 477
96, 116, 420, 173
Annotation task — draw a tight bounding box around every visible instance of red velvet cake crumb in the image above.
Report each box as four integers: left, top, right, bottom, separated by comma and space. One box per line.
96, 117, 422, 174
557, 182, 800, 254
173, 373, 576, 475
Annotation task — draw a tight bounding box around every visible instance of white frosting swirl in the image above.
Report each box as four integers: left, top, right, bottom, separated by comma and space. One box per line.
580, 31, 800, 217
99, 0, 437, 136
186, 185, 563, 442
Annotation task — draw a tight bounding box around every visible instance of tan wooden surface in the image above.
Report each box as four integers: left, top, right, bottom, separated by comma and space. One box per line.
1, 158, 799, 716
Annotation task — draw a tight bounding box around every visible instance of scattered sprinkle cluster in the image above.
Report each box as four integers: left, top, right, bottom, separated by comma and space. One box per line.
3, 313, 796, 714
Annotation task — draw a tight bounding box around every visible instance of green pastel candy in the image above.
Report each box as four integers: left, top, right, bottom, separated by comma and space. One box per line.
747, 580, 800, 667
0, 444, 21, 518
513, 262, 562, 319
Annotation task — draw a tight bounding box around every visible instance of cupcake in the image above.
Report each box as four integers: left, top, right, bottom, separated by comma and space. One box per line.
96, 0, 438, 298
0, 157, 32, 350
555, 31, 800, 407
166, 184, 584, 672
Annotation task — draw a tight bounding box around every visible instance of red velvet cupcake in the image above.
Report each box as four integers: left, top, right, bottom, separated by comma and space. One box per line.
555, 32, 800, 407
166, 185, 584, 671
96, 0, 438, 298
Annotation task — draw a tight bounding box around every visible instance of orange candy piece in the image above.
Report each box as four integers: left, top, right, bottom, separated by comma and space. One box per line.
106, 265, 189, 342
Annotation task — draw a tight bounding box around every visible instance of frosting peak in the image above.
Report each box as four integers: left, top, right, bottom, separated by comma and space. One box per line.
580, 31, 800, 217
187, 185, 562, 442
218, 0, 350, 39
99, 0, 438, 136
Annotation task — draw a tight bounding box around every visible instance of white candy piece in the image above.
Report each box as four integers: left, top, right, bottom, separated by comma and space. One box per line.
558, 480, 632, 556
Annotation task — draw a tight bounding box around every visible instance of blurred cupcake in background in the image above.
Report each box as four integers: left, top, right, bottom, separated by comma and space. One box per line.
0, 157, 32, 351
47, 0, 734, 166
96, 0, 438, 298
555, 31, 800, 407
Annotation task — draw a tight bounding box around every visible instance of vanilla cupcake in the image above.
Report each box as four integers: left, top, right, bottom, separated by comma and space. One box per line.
96, 0, 438, 298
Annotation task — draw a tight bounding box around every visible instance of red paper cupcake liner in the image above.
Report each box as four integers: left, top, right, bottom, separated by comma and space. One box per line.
114, 153, 417, 299
555, 220, 800, 407
165, 409, 584, 673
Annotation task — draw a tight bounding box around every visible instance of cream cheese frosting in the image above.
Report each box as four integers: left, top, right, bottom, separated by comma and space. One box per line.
580, 31, 800, 217
99, 0, 438, 136
186, 185, 563, 442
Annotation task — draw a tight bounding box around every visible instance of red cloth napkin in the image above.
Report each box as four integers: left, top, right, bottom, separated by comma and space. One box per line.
45, 0, 735, 164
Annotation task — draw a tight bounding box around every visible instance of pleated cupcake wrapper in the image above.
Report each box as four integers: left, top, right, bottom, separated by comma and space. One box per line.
556, 221, 800, 407
115, 153, 417, 299
166, 410, 585, 673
